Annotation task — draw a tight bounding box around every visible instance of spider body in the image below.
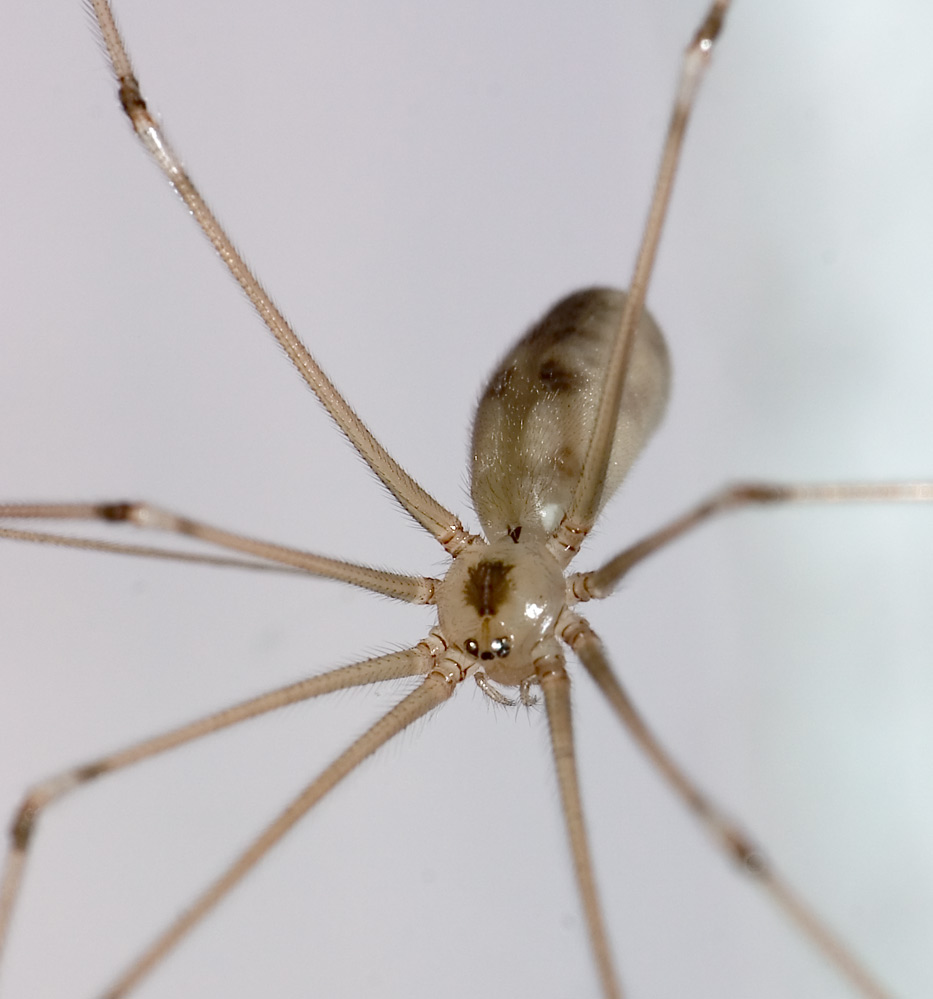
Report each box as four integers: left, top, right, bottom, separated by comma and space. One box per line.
470, 288, 669, 542
1, 2, 932, 998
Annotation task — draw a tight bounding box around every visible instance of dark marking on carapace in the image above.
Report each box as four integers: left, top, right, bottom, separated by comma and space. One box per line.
464, 560, 512, 617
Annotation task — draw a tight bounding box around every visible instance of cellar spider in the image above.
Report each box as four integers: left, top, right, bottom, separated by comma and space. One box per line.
2, 0, 933, 996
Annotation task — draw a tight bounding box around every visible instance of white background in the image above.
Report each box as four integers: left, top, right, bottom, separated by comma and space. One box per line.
1, 1, 933, 997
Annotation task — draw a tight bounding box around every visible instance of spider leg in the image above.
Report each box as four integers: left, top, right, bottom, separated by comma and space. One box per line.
563, 612, 893, 999
0, 643, 438, 981
0, 502, 435, 602
572, 481, 933, 600
97, 666, 457, 998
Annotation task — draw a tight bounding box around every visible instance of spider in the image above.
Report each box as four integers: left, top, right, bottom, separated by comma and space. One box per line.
1, 1, 932, 997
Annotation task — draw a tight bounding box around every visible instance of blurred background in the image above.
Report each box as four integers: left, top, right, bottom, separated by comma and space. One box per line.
1, 1, 932, 996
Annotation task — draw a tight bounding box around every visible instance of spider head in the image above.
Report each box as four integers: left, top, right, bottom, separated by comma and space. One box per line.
436, 537, 565, 685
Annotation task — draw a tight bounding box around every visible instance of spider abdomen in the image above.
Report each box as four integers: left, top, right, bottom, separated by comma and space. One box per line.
470, 287, 671, 542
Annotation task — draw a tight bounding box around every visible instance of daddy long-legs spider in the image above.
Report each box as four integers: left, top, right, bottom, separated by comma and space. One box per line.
1, 0, 933, 996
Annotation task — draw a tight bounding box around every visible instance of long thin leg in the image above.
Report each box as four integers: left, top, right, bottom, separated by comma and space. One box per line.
0, 524, 305, 575
85, 0, 474, 555
554, 0, 730, 554
99, 668, 457, 999
538, 655, 621, 999
0, 643, 438, 975
570, 480, 933, 601
561, 613, 892, 999
0, 502, 435, 603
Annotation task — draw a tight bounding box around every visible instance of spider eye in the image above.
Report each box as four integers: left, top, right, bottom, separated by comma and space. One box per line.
464, 638, 479, 657
491, 637, 511, 658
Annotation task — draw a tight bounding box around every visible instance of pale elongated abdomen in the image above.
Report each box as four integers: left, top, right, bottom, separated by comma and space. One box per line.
470, 288, 671, 542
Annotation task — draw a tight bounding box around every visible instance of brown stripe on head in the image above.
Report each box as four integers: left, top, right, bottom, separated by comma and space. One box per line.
464, 559, 512, 617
